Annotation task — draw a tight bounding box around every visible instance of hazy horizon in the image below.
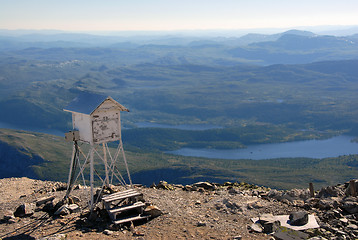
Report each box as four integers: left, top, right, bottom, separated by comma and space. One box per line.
1, 25, 358, 38
1, 0, 357, 33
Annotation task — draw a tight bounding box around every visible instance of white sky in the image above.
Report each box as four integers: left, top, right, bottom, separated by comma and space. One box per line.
0, 0, 357, 31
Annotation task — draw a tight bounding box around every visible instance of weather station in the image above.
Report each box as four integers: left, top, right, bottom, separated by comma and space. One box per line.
63, 92, 133, 212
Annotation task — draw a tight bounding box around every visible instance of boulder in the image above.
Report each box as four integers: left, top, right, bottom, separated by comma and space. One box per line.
249, 223, 263, 233
262, 220, 281, 233
157, 181, 174, 190
317, 199, 337, 210
223, 198, 242, 212
54, 204, 70, 216
341, 201, 358, 214
289, 211, 309, 226
345, 179, 358, 196
267, 189, 283, 200
258, 214, 281, 233
192, 182, 216, 190
36, 196, 56, 206
196, 221, 206, 227
347, 224, 358, 230
42, 198, 60, 213
103, 229, 113, 235
273, 226, 309, 240
67, 204, 81, 213
144, 205, 162, 218
318, 186, 344, 198
14, 203, 35, 217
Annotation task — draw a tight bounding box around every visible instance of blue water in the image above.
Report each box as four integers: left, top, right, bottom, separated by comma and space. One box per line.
167, 135, 358, 160
135, 122, 222, 130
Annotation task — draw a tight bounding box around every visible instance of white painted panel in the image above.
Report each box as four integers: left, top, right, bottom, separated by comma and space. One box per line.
72, 113, 92, 143
92, 111, 120, 144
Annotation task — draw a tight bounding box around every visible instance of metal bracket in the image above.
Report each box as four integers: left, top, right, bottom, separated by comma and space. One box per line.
65, 131, 80, 142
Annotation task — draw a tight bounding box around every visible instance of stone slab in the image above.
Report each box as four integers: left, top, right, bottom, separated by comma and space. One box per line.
251, 214, 319, 231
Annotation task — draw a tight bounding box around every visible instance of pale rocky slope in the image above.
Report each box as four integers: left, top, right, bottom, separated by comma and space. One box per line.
0, 177, 357, 240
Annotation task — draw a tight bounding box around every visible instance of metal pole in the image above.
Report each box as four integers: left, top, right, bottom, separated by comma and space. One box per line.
90, 144, 94, 212
120, 138, 132, 187
65, 143, 76, 198
103, 143, 109, 186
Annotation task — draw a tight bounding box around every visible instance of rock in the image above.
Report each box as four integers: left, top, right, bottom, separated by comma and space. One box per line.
197, 187, 205, 193
318, 185, 344, 198
345, 179, 358, 196
259, 213, 275, 222
249, 223, 263, 233
305, 197, 319, 207
74, 184, 85, 190
107, 223, 120, 231
196, 221, 206, 227
38, 234, 67, 240
228, 188, 238, 194
257, 214, 281, 233
67, 204, 81, 213
223, 199, 242, 212
247, 201, 263, 209
174, 184, 184, 189
67, 195, 81, 204
282, 188, 311, 201
342, 201, 358, 214
289, 211, 309, 226
332, 209, 343, 218
347, 223, 358, 230
36, 196, 56, 206
14, 203, 35, 217
192, 182, 216, 190
308, 237, 328, 240
103, 229, 113, 235
223, 181, 233, 186
144, 205, 162, 218
292, 199, 305, 207
233, 235, 242, 240
42, 198, 60, 212
157, 181, 174, 190
3, 210, 14, 220
54, 204, 70, 216
262, 220, 281, 233
317, 198, 339, 210
267, 189, 283, 200
339, 217, 348, 225
133, 231, 145, 236
273, 226, 309, 240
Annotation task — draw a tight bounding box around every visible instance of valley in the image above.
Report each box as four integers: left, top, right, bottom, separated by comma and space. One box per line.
0, 29, 358, 190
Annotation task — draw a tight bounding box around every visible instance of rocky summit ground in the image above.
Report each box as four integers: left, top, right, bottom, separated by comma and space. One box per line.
0, 177, 357, 240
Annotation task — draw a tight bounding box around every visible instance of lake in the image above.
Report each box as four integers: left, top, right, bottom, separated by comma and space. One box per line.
167, 135, 358, 160
135, 122, 222, 130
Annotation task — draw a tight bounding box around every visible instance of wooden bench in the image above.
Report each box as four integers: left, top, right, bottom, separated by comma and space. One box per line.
107, 201, 146, 220
102, 189, 147, 225
102, 190, 143, 208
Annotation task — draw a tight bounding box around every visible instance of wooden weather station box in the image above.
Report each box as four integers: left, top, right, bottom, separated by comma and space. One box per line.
64, 92, 129, 144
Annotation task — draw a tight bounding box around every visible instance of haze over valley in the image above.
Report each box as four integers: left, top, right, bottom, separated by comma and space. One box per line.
0, 25, 357, 189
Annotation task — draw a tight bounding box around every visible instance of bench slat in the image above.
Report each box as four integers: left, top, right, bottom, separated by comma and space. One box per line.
108, 202, 145, 215
103, 191, 142, 203
113, 215, 149, 225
